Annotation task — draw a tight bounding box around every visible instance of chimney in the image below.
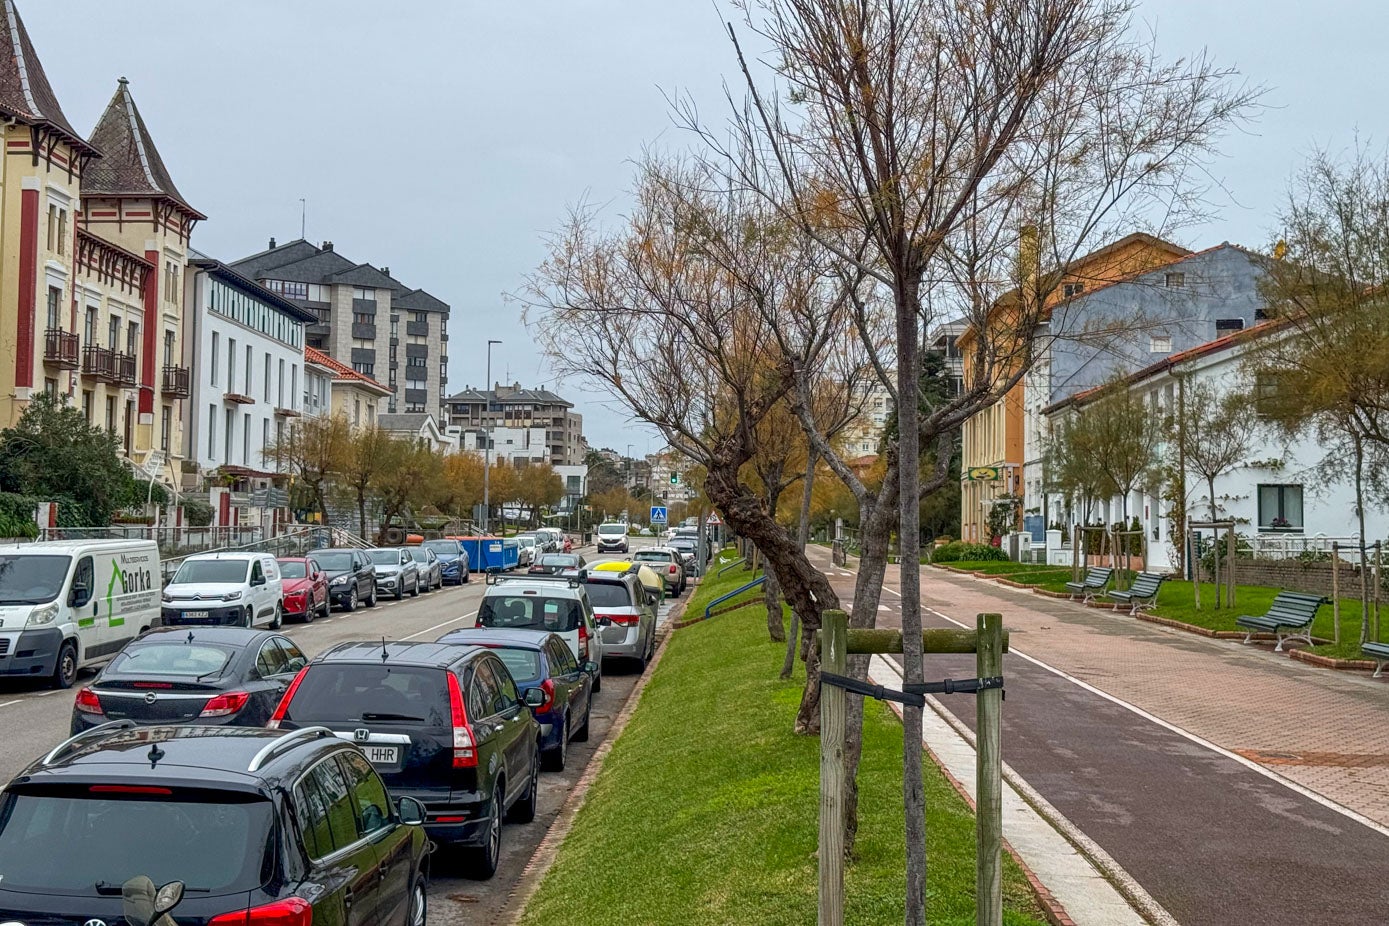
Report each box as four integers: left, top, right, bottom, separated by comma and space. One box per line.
381, 267, 390, 276
268, 237, 276, 249
321, 241, 334, 252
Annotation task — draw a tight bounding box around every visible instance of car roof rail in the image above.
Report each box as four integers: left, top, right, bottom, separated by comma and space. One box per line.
247, 726, 336, 773
42, 719, 140, 767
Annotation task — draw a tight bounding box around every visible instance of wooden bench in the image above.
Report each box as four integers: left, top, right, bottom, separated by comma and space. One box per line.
1105, 572, 1167, 614
1064, 566, 1113, 603
1234, 591, 1328, 652
1364, 642, 1389, 678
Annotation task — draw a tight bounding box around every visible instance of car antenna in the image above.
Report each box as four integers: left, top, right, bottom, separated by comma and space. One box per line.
148, 743, 165, 768
186, 630, 195, 645
381, 636, 389, 663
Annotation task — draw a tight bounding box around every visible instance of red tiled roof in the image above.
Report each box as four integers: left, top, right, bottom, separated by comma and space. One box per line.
304, 347, 391, 396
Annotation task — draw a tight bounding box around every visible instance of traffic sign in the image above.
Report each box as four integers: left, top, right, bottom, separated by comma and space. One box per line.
650, 506, 668, 524
707, 512, 722, 526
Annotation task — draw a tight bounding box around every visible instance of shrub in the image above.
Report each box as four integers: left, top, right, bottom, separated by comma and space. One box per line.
182, 498, 214, 527
931, 541, 1009, 563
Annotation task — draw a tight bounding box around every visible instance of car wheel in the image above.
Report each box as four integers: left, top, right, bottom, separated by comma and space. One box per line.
408, 874, 428, 926
50, 640, 78, 690
396, 581, 405, 601
591, 668, 602, 693
468, 783, 503, 880
542, 714, 568, 772
462, 569, 470, 584
319, 595, 331, 619
511, 750, 540, 823
574, 701, 591, 743
270, 603, 283, 630
345, 587, 358, 613
367, 586, 378, 608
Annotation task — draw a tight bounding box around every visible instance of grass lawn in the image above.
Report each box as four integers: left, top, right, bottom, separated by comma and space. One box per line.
519, 553, 1049, 926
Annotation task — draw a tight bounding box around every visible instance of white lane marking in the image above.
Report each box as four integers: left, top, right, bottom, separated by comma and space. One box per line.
878, 604, 892, 611
402, 610, 479, 641
0, 699, 21, 709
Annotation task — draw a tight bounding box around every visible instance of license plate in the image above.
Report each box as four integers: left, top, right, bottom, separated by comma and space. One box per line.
365, 745, 400, 766
184, 611, 208, 621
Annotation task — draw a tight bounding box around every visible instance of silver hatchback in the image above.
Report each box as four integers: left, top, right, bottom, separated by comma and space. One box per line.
585, 573, 657, 669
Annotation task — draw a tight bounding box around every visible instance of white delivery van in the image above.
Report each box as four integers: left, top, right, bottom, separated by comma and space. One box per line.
0, 539, 161, 689
161, 552, 284, 630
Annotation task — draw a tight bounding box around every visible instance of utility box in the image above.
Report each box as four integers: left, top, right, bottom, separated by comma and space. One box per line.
457, 536, 520, 572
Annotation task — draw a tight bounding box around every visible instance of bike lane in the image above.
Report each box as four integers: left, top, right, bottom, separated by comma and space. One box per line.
814, 550, 1389, 925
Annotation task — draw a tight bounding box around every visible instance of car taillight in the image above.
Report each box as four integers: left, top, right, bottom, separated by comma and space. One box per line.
266, 666, 310, 730
447, 670, 477, 768
669, 565, 677, 574
535, 678, 556, 713
75, 687, 103, 715
578, 622, 590, 659
611, 612, 640, 626
200, 691, 250, 718
208, 896, 312, 925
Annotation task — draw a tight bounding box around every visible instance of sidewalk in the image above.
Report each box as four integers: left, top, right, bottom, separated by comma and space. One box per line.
813, 547, 1389, 926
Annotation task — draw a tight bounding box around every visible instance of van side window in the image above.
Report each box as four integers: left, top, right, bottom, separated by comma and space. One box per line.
251, 560, 264, 584
70, 557, 94, 608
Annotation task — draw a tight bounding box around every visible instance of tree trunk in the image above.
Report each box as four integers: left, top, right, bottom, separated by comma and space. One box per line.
1207, 475, 1218, 524
895, 275, 926, 926
764, 566, 785, 642
1355, 433, 1371, 646
783, 449, 818, 678
357, 489, 368, 540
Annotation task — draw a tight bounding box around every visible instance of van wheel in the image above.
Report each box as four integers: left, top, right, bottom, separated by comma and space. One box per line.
242, 607, 255, 628
270, 604, 283, 630
51, 640, 78, 690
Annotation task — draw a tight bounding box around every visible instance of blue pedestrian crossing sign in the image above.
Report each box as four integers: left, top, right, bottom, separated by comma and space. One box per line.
650, 506, 668, 524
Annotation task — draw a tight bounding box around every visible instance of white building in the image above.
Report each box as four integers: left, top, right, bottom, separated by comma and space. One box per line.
183, 252, 318, 477
840, 377, 895, 457
378, 412, 459, 454
460, 425, 552, 466
1041, 323, 1389, 570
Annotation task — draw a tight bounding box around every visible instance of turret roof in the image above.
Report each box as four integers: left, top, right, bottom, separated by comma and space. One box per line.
85, 78, 204, 218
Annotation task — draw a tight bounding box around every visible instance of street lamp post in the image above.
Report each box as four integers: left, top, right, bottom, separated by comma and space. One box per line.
482, 339, 501, 535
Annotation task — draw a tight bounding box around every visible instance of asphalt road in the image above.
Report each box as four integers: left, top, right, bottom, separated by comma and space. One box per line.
0, 537, 681, 926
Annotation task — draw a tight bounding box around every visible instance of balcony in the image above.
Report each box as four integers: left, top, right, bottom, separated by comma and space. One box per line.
351, 322, 377, 340
406, 320, 429, 337
161, 365, 191, 398
82, 345, 115, 382
274, 406, 302, 418
224, 392, 256, 405
43, 328, 80, 369
113, 353, 137, 387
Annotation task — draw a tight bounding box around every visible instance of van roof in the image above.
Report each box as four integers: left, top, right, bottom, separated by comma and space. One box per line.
181, 551, 270, 561
0, 539, 159, 554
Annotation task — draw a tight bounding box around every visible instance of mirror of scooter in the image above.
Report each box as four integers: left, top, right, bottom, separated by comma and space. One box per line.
122, 875, 186, 926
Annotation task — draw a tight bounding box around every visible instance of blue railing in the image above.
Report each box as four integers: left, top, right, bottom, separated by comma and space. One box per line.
717, 557, 748, 577
704, 576, 766, 620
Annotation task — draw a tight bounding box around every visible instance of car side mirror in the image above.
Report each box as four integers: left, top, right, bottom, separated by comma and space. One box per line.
69, 583, 89, 606
250, 575, 265, 587
524, 687, 547, 708
583, 660, 600, 674
396, 796, 427, 826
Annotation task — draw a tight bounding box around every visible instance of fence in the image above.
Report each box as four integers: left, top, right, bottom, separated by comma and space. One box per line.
40, 525, 265, 558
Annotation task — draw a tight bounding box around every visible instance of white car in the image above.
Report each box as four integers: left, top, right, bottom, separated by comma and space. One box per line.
477, 573, 607, 691
161, 552, 283, 630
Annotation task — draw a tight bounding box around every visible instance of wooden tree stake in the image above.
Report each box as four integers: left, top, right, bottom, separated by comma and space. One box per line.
818, 609, 847, 926
976, 612, 1004, 926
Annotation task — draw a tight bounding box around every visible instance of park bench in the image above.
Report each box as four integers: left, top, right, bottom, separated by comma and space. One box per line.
1064, 566, 1113, 602
1234, 591, 1328, 652
1364, 642, 1389, 678
1105, 571, 1167, 614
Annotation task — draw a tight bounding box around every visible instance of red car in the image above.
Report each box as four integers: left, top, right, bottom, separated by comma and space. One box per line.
276, 556, 330, 623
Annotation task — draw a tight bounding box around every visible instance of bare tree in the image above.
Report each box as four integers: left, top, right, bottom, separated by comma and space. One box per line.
678, 0, 1259, 890
263, 415, 350, 523
1168, 376, 1258, 522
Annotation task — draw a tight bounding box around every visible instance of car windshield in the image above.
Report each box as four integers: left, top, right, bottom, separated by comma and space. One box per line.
281, 664, 450, 725
408, 548, 430, 562
309, 551, 354, 572
481, 646, 543, 682
598, 524, 625, 536
277, 561, 307, 579
425, 541, 459, 556
479, 595, 584, 633
105, 642, 236, 679
517, 537, 536, 548
0, 788, 272, 894
172, 560, 249, 585
538, 554, 579, 568
0, 554, 71, 605
586, 582, 633, 609
369, 550, 402, 566
634, 551, 671, 563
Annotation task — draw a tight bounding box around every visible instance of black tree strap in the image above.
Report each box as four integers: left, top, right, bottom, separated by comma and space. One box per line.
820, 671, 1004, 707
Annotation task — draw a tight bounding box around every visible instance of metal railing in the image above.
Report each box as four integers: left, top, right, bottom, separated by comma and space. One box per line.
43, 328, 79, 368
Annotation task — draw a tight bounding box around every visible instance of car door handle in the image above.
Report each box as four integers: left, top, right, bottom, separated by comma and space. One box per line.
344, 886, 354, 910
494, 723, 506, 734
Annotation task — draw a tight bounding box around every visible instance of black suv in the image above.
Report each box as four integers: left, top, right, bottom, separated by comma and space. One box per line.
270, 641, 541, 878
0, 722, 430, 924
308, 548, 377, 611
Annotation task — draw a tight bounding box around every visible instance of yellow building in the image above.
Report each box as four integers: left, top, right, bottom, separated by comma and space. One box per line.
306, 347, 391, 428
0, 3, 201, 495
958, 233, 1189, 542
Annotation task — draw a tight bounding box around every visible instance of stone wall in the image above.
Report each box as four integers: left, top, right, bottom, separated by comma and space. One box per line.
1230, 557, 1387, 598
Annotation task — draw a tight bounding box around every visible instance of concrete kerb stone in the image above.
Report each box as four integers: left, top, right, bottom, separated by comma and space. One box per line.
501, 591, 690, 924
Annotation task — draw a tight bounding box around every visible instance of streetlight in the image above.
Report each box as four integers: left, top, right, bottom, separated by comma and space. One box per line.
482, 339, 502, 534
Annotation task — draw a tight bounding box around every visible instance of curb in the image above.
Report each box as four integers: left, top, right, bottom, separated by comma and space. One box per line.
671, 597, 760, 629
501, 593, 688, 925
1288, 649, 1379, 672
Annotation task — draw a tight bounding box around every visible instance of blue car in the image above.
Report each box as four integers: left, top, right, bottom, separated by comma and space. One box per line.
437, 628, 595, 771
425, 538, 471, 585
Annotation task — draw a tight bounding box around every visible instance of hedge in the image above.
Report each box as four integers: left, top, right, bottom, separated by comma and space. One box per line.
930, 541, 1009, 563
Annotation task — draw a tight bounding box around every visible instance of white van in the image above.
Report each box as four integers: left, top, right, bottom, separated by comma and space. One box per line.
160, 552, 283, 630
0, 539, 161, 689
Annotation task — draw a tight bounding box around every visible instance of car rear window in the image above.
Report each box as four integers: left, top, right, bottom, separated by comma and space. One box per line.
537, 554, 579, 568
282, 665, 451, 726
424, 541, 459, 555
479, 595, 584, 632
104, 642, 235, 679
585, 582, 633, 609
308, 551, 353, 572
481, 647, 543, 682
0, 787, 271, 894
633, 552, 670, 562
172, 559, 249, 585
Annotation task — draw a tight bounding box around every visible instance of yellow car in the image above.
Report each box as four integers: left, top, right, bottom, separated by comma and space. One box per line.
592, 561, 666, 600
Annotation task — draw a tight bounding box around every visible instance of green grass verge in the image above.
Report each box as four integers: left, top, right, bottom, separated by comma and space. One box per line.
519, 554, 1049, 926
938, 560, 1385, 660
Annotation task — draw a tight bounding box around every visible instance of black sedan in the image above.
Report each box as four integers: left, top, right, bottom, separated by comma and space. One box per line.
70, 627, 308, 734
437, 628, 595, 771
529, 552, 587, 576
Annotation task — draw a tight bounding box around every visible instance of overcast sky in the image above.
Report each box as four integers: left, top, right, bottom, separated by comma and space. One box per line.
25, 1, 1389, 454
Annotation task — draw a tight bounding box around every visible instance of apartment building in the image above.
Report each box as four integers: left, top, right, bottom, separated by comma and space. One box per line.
446, 383, 586, 466
305, 347, 391, 428
182, 252, 318, 476
230, 240, 450, 418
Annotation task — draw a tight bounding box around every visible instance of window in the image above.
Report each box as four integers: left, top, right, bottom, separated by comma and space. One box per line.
264, 354, 271, 402
1063, 282, 1085, 298
353, 287, 375, 301
163, 330, 176, 368
81, 391, 92, 423
208, 405, 216, 458
243, 413, 251, 463
411, 311, 428, 325
406, 356, 427, 369
353, 398, 361, 426
210, 332, 219, 386
405, 402, 426, 413
1255, 371, 1286, 418
84, 308, 97, 344
71, 557, 94, 608
353, 311, 374, 326
1258, 484, 1303, 531
126, 322, 139, 359
161, 406, 171, 453
43, 378, 57, 398
1165, 272, 1185, 288
1215, 318, 1244, 332
47, 204, 56, 251
262, 420, 270, 459
108, 315, 120, 350
1149, 335, 1172, 353
224, 410, 234, 465
290, 365, 298, 410
254, 639, 287, 679
353, 362, 375, 377
277, 359, 285, 407
46, 287, 61, 330
245, 346, 253, 394
57, 209, 66, 256
227, 338, 236, 391
338, 751, 392, 837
